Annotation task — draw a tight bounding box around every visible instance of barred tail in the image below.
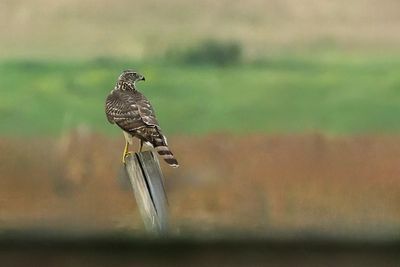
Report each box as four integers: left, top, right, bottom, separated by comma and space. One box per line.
152, 133, 179, 168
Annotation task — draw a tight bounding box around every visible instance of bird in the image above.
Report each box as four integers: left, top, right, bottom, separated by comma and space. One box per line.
105, 70, 179, 168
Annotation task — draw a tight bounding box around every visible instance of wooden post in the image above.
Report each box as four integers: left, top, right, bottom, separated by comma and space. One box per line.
124, 151, 169, 235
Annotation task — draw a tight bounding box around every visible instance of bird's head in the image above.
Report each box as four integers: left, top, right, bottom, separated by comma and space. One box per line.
117, 70, 145, 90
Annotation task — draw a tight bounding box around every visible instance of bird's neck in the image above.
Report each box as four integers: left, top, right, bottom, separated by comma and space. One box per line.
117, 81, 136, 91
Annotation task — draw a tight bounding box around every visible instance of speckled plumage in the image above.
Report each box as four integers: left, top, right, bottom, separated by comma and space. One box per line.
105, 70, 179, 167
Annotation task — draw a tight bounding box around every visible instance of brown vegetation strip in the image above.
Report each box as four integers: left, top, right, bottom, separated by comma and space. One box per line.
0, 133, 399, 237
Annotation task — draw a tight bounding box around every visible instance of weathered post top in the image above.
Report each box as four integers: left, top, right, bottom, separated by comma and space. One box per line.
124, 151, 169, 235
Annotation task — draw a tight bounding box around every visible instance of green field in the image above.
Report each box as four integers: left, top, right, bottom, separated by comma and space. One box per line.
2, 0, 400, 136
2, 52, 400, 136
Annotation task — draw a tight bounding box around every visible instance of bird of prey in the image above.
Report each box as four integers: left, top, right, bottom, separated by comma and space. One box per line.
105, 70, 179, 168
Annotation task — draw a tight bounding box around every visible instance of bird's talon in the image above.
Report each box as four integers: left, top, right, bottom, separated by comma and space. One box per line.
122, 151, 134, 164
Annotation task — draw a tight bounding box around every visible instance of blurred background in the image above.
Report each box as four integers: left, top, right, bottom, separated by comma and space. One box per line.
1, 0, 400, 265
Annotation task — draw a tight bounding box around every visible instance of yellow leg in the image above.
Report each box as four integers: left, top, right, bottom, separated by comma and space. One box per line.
122, 140, 130, 164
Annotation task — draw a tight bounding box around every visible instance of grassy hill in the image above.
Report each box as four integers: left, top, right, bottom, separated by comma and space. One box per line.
1, 0, 400, 59
2, 52, 400, 136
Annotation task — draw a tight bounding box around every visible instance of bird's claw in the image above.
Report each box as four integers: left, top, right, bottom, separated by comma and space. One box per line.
122, 151, 134, 164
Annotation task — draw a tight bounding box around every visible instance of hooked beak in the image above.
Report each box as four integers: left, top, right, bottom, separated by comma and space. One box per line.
139, 75, 145, 81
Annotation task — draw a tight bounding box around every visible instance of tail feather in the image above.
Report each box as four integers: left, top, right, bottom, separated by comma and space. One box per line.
152, 132, 179, 168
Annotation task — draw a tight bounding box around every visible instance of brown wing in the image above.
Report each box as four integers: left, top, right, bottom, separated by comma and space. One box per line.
134, 91, 160, 127
105, 89, 159, 133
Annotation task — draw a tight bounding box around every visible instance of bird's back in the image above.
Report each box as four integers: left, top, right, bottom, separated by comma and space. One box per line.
105, 86, 178, 167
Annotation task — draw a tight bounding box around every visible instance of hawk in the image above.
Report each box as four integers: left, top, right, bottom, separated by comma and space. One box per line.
105, 70, 179, 168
